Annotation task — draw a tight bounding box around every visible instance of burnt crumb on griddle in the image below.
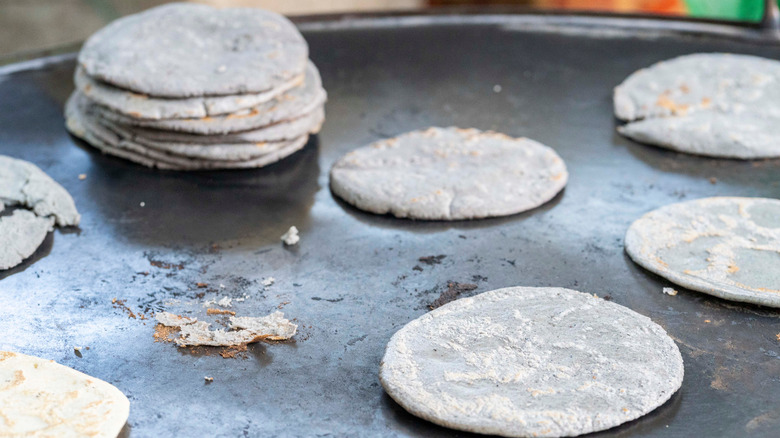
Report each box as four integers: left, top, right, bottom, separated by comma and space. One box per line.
709, 177, 718, 185
419, 255, 446, 265
196, 282, 208, 288
603, 295, 613, 301
149, 259, 185, 270
471, 275, 488, 282
412, 265, 423, 272
429, 282, 478, 310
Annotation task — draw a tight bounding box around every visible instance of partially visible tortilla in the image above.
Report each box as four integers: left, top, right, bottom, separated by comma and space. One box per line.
617, 112, 780, 159
76, 66, 305, 119
614, 53, 780, 159
78, 3, 308, 97
66, 95, 310, 170
0, 156, 80, 227
625, 197, 780, 307
0, 351, 129, 437
110, 106, 324, 145
0, 210, 53, 270
94, 62, 325, 135
71, 91, 310, 162
330, 127, 567, 220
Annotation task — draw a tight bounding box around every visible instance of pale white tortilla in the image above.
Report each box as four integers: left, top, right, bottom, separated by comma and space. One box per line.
93, 62, 326, 135
625, 197, 780, 307
66, 92, 311, 170
76, 66, 304, 119
330, 127, 567, 220
0, 155, 80, 227
0, 210, 53, 270
78, 3, 308, 97
380, 287, 683, 437
0, 351, 129, 437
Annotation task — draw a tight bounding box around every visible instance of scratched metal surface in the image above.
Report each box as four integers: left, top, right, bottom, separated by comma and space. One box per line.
1, 13, 780, 437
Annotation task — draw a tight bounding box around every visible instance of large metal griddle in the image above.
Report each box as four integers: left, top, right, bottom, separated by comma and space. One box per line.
1, 9, 780, 437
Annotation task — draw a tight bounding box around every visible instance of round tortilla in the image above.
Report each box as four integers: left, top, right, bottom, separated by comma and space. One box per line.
94, 62, 326, 135
379, 286, 683, 438
0, 156, 80, 227
78, 3, 308, 97
625, 197, 780, 307
0, 210, 53, 270
108, 106, 324, 145
76, 66, 305, 119
614, 53, 780, 159
330, 127, 567, 220
0, 351, 129, 437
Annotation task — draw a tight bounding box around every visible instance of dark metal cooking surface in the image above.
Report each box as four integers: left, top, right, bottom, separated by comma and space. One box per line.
1, 13, 780, 437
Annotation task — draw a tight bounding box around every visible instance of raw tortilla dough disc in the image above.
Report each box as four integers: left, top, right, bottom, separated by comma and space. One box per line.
379, 287, 683, 437
625, 197, 780, 307
330, 127, 568, 220
614, 53, 780, 159
78, 3, 308, 97
0, 351, 129, 437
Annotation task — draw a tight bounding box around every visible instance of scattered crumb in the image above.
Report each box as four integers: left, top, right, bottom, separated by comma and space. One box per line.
217, 296, 232, 307
196, 282, 208, 288
662, 287, 678, 296
219, 284, 226, 289
281, 226, 300, 246
776, 333, 780, 341
709, 177, 717, 185
73, 346, 81, 352
78, 174, 86, 180
140, 202, 145, 207
262, 277, 275, 287
207, 308, 236, 316
277, 301, 290, 309
204, 376, 214, 382
219, 344, 248, 358
111, 298, 137, 319
705, 319, 711, 323
430, 282, 477, 309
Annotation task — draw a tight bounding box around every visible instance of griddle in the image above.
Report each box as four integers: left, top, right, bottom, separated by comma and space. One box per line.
2, 9, 780, 437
